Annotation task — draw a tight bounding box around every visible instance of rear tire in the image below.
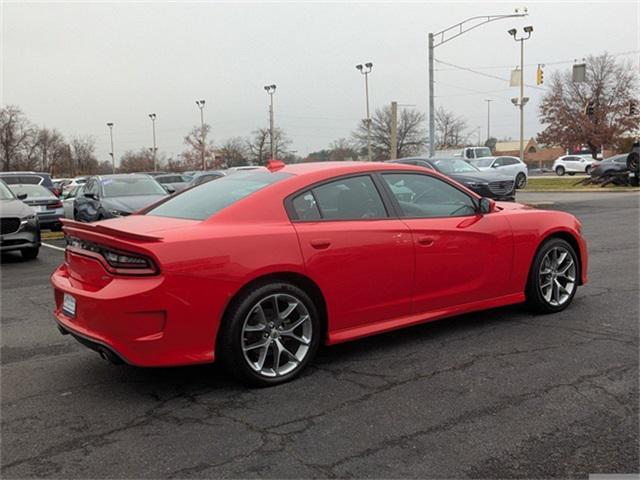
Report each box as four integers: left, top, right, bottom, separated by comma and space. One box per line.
515, 173, 527, 189
20, 247, 39, 260
218, 282, 321, 387
555, 166, 565, 176
526, 238, 579, 314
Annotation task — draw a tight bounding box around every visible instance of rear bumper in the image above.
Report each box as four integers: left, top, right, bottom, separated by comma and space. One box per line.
51, 261, 217, 367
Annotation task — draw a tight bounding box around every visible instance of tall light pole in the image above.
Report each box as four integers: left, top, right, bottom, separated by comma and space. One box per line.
106, 122, 115, 173
195, 100, 206, 170
509, 25, 533, 164
264, 85, 277, 161
484, 99, 493, 142
356, 62, 373, 161
148, 113, 157, 172
428, 10, 528, 157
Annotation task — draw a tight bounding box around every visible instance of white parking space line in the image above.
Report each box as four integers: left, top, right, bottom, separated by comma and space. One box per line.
42, 243, 65, 252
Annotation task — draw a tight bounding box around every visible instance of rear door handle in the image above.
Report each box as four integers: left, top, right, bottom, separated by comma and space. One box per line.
417, 236, 434, 246
310, 239, 331, 249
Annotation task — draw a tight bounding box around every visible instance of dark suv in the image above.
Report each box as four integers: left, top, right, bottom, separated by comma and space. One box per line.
0, 172, 58, 196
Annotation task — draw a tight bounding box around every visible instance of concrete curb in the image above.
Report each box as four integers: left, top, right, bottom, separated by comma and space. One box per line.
41, 232, 64, 240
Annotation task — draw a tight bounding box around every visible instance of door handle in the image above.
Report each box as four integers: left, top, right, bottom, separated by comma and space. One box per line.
310, 238, 331, 249
417, 236, 434, 246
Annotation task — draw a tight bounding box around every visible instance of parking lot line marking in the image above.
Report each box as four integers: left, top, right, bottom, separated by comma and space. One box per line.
42, 243, 65, 252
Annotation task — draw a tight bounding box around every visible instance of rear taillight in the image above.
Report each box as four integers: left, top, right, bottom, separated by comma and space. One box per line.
66, 236, 158, 275
52, 188, 61, 196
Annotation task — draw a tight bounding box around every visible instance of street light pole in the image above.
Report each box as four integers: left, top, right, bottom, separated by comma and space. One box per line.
264, 85, 277, 160
148, 113, 157, 172
484, 99, 493, 141
356, 62, 373, 161
509, 26, 533, 164
427, 10, 528, 157
195, 100, 206, 170
106, 122, 115, 173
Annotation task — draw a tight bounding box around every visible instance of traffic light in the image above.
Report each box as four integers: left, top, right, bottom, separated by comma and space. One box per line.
536, 65, 544, 85
630, 100, 638, 116
584, 99, 595, 117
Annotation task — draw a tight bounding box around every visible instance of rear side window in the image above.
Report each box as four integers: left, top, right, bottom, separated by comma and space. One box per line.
292, 175, 387, 221
147, 171, 292, 220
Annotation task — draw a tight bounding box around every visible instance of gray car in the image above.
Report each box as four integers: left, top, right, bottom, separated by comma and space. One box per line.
0, 180, 41, 259
73, 174, 168, 222
8, 184, 64, 230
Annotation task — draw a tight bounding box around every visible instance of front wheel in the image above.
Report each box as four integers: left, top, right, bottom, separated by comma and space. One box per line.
555, 166, 565, 176
585, 165, 592, 175
218, 282, 321, 387
20, 247, 39, 260
515, 172, 527, 189
526, 238, 579, 313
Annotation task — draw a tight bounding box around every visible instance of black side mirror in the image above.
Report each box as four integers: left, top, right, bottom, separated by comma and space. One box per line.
84, 192, 97, 200
164, 185, 176, 194
479, 197, 496, 214
17, 193, 27, 200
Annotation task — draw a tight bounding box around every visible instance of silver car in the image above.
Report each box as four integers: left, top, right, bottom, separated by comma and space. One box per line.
470, 156, 529, 189
8, 184, 64, 230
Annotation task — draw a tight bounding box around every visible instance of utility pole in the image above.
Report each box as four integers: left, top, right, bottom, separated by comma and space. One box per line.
148, 113, 157, 172
356, 62, 373, 161
427, 10, 528, 157
484, 99, 493, 141
264, 85, 277, 160
106, 122, 115, 173
390, 101, 398, 160
508, 26, 533, 164
195, 100, 206, 170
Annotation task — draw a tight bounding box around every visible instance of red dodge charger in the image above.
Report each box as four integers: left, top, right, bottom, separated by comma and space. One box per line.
51, 162, 588, 386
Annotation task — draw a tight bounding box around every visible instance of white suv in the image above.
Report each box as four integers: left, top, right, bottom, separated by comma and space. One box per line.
470, 156, 529, 189
552, 155, 599, 176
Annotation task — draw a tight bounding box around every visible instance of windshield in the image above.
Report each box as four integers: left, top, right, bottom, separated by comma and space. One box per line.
430, 159, 479, 174
473, 158, 494, 168
9, 184, 55, 198
0, 181, 15, 200
101, 177, 167, 197
147, 171, 292, 220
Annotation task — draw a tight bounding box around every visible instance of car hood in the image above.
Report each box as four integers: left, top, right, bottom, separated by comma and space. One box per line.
101, 194, 167, 214
0, 199, 35, 218
449, 170, 512, 183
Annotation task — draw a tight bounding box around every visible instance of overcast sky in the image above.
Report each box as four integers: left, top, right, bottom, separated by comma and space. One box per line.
2, 1, 639, 164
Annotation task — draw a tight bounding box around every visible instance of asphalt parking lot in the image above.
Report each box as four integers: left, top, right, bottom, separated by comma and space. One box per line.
1, 192, 638, 478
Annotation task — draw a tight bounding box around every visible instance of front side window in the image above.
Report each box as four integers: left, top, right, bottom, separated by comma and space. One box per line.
306, 175, 387, 220
147, 171, 291, 220
383, 173, 476, 218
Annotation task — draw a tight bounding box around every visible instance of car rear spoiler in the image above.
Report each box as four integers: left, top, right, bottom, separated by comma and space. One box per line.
60, 218, 163, 242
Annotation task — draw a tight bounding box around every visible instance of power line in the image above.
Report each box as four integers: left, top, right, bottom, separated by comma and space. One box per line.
435, 58, 546, 91
434, 49, 640, 71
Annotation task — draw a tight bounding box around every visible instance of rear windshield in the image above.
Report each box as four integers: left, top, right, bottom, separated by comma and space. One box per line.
0, 175, 43, 185
9, 184, 55, 198
147, 171, 292, 220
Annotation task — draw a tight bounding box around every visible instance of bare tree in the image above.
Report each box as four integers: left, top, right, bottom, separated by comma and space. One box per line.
353, 106, 426, 160
329, 138, 358, 161
538, 52, 639, 158
181, 124, 218, 170
118, 148, 156, 173
219, 137, 249, 167
69, 136, 99, 175
435, 107, 468, 149
0, 106, 37, 171
247, 128, 291, 165
34, 128, 67, 174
